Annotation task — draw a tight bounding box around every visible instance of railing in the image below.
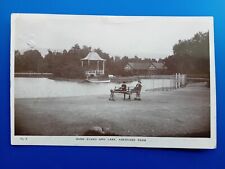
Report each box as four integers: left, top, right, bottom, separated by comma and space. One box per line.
85, 70, 104, 75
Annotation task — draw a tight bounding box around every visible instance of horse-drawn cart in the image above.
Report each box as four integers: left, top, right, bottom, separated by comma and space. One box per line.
109, 81, 142, 101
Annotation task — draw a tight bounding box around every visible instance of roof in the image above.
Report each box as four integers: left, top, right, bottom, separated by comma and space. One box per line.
126, 62, 150, 70
81, 52, 105, 61
125, 62, 166, 70
151, 62, 165, 69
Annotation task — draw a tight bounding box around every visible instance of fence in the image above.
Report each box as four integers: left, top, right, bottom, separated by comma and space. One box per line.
111, 74, 187, 91
142, 73, 187, 92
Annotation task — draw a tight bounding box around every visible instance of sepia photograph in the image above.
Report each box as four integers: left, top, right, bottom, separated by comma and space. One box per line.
11, 14, 216, 148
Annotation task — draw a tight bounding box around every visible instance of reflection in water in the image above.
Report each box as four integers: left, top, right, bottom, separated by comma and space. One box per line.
15, 78, 174, 98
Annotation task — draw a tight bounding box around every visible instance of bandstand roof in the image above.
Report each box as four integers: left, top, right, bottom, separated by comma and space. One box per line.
81, 51, 105, 61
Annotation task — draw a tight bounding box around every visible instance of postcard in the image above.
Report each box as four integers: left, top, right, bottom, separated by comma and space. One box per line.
11, 14, 216, 148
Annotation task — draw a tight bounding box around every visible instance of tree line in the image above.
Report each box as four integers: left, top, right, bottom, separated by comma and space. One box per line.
15, 31, 210, 78
164, 32, 210, 76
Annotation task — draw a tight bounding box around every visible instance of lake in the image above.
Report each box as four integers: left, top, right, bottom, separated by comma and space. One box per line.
15, 78, 175, 98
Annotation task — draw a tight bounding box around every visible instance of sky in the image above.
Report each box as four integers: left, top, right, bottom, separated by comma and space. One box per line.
13, 14, 212, 59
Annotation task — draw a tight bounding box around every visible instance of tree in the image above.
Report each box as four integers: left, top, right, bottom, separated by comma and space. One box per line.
15, 50, 44, 72
165, 32, 209, 75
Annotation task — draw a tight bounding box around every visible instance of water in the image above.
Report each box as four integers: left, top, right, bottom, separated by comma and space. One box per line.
15, 78, 175, 98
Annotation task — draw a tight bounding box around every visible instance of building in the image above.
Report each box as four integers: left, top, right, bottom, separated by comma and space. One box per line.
124, 62, 167, 75
81, 51, 106, 77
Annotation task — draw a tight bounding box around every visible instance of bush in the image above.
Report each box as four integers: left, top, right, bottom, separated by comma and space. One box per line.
53, 63, 85, 79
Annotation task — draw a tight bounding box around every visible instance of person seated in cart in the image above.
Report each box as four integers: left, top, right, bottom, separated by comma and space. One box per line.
120, 81, 127, 91
119, 81, 128, 99
114, 81, 127, 92
109, 81, 127, 101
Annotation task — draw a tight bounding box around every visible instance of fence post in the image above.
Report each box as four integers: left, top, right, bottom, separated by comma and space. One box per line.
178, 73, 181, 88
171, 75, 173, 90
175, 73, 178, 89
153, 78, 154, 92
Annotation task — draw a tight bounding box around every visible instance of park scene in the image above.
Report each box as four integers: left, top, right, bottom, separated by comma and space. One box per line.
14, 15, 211, 137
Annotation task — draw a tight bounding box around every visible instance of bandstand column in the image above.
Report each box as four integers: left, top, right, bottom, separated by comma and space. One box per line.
103, 60, 105, 75
97, 61, 99, 71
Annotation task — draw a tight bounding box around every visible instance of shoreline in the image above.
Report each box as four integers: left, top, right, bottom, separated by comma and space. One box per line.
15, 74, 209, 85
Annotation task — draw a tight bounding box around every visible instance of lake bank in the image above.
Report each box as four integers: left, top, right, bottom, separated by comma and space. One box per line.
15, 82, 210, 137
15, 74, 182, 82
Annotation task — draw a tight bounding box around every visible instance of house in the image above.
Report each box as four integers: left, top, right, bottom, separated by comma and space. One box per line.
124, 62, 167, 75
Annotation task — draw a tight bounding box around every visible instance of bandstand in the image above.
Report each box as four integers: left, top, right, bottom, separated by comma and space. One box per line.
81, 51, 105, 77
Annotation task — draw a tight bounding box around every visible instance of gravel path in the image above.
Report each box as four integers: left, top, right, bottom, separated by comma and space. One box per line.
15, 82, 210, 137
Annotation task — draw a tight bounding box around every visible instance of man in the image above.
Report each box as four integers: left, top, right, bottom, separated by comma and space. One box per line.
134, 80, 142, 100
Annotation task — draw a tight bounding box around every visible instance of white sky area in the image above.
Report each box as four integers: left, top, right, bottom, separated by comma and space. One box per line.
13, 14, 212, 59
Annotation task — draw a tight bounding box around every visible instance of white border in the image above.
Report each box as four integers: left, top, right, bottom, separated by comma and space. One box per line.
10, 14, 216, 149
